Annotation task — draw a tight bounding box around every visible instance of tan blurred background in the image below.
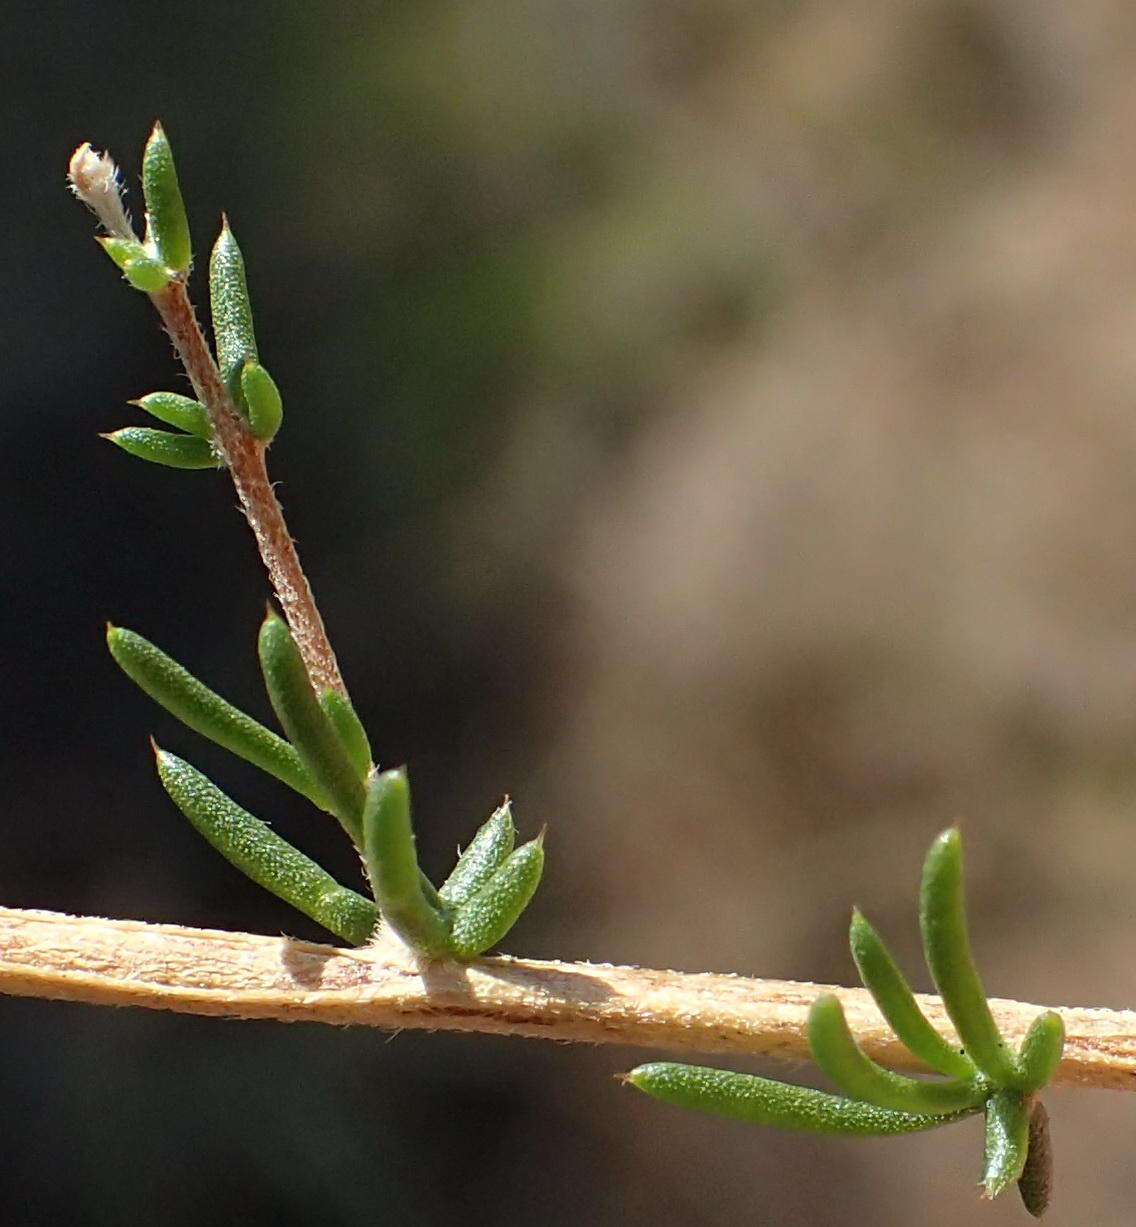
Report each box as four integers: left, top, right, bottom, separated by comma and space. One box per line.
7, 1, 1136, 1223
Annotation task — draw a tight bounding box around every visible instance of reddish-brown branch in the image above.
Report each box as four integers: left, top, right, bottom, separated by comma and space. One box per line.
149, 278, 347, 698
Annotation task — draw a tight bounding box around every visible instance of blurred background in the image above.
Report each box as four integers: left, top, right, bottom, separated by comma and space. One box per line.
5, 1, 1136, 1222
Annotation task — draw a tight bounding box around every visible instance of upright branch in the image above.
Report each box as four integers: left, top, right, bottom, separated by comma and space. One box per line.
69, 124, 547, 966
69, 130, 346, 698
149, 277, 347, 698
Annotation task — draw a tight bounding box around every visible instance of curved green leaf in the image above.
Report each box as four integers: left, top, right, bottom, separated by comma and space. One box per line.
107, 625, 327, 810
258, 611, 364, 842
982, 1089, 1031, 1200
132, 392, 210, 438
318, 689, 372, 781
240, 360, 283, 441
141, 122, 191, 272
849, 908, 975, 1080
919, 829, 1018, 1084
103, 427, 217, 469
807, 994, 986, 1114
209, 219, 257, 405
361, 768, 453, 957
155, 747, 376, 946
448, 835, 544, 959
1016, 1012, 1065, 1094
626, 1063, 976, 1137
439, 802, 515, 906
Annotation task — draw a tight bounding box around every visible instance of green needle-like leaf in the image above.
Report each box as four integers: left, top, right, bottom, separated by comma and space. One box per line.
807, 994, 986, 1114
155, 747, 377, 946
439, 802, 516, 906
132, 392, 211, 437
209, 219, 257, 405
361, 768, 453, 957
103, 427, 217, 469
318, 689, 372, 781
240, 360, 283, 441
448, 835, 544, 959
258, 611, 365, 842
626, 1063, 977, 1137
1017, 1098, 1053, 1218
982, 1089, 1032, 1200
919, 829, 1018, 1085
107, 625, 327, 809
849, 908, 976, 1081
1016, 1012, 1065, 1094
141, 122, 191, 273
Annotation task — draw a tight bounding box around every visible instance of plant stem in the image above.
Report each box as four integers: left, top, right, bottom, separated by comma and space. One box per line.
149, 278, 347, 699
1, 905, 1133, 1091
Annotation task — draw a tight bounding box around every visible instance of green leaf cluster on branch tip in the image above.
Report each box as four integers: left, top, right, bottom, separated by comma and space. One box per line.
109, 612, 544, 958
94, 123, 283, 466
94, 123, 190, 293
627, 828, 1065, 1218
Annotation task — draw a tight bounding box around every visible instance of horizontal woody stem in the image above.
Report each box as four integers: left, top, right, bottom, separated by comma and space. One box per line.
0, 906, 1133, 1091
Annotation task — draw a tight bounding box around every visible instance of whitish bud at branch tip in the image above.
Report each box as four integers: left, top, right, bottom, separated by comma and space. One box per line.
68, 143, 136, 242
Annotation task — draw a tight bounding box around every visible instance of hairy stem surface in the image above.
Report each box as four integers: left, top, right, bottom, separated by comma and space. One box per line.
1, 906, 1133, 1091
149, 279, 346, 698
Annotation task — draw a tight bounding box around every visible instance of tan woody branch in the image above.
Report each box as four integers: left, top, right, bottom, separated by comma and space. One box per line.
1, 905, 1134, 1091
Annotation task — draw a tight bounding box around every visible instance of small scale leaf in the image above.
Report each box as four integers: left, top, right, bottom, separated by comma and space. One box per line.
319, 689, 372, 780
141, 122, 191, 272
258, 611, 365, 842
626, 1063, 976, 1137
448, 835, 544, 959
439, 802, 516, 906
807, 994, 986, 1115
1016, 1012, 1065, 1094
155, 747, 377, 946
920, 829, 1018, 1085
982, 1089, 1032, 1200
103, 427, 217, 469
209, 219, 257, 406
132, 392, 211, 438
240, 360, 283, 441
107, 626, 327, 809
361, 768, 453, 957
849, 908, 976, 1081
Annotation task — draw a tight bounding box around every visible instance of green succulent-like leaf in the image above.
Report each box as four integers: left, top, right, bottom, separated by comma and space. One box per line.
439, 802, 516, 906
982, 1089, 1032, 1201
155, 747, 376, 946
131, 392, 211, 438
141, 122, 191, 273
626, 1063, 976, 1137
361, 768, 453, 957
209, 219, 257, 406
98, 238, 171, 292
1016, 1011, 1065, 1094
807, 994, 986, 1115
448, 834, 544, 959
258, 611, 365, 842
849, 908, 976, 1081
103, 427, 217, 469
318, 689, 372, 781
240, 360, 283, 441
919, 829, 1019, 1085
107, 625, 328, 810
